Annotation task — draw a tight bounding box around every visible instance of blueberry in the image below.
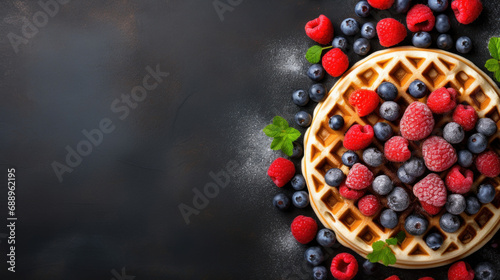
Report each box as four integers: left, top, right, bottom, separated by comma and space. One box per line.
397, 165, 416, 184
380, 208, 398, 229
465, 196, 481, 215
353, 38, 371, 56
405, 214, 428, 236
477, 184, 496, 204
435, 14, 451, 33
377, 82, 397, 101
412, 32, 432, 48
426, 232, 444, 250
273, 193, 290, 210
295, 111, 312, 127
292, 89, 309, 106
316, 228, 336, 247
379, 101, 400, 121
342, 151, 359, 167
387, 187, 410, 212
292, 191, 309, 208
313, 266, 328, 280
291, 174, 306, 190
324, 168, 345, 187
468, 133, 487, 154
440, 213, 461, 233
374, 122, 394, 141
437, 34, 453, 50
394, 0, 411, 13
329, 115, 344, 130
304, 246, 324, 266
291, 143, 303, 159
363, 259, 377, 275
373, 175, 394, 195
332, 36, 348, 52
428, 0, 448, 12
363, 147, 384, 167
457, 149, 473, 167
341, 18, 360, 36
446, 194, 466, 215
475, 262, 497, 280
408, 80, 428, 98
309, 83, 326, 102
360, 22, 376, 39
443, 122, 465, 144
355, 1, 371, 17
307, 64, 325, 82
403, 157, 426, 177
456, 36, 473, 54
476, 118, 497, 137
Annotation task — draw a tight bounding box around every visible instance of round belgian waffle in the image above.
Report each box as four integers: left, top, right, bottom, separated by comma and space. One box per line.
301, 47, 500, 269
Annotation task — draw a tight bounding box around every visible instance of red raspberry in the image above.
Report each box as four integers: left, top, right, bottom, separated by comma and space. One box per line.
267, 157, 295, 187
475, 150, 500, 177
421, 200, 443, 215
290, 215, 318, 244
384, 136, 411, 162
348, 89, 379, 117
368, 0, 395, 10
345, 163, 374, 190
427, 87, 457, 114
376, 18, 407, 47
385, 276, 401, 280
413, 173, 447, 207
322, 48, 349, 77
400, 102, 435, 141
406, 4, 436, 32
339, 182, 366, 200
445, 165, 473, 194
452, 104, 478, 131
451, 0, 483, 25
419, 278, 435, 280
330, 252, 358, 280
305, 15, 334, 45
358, 195, 380, 216
422, 136, 457, 172
343, 124, 374, 151
448, 261, 474, 280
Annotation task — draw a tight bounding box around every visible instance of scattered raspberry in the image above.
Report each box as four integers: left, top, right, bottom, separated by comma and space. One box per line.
305, 15, 334, 45
339, 182, 366, 200
427, 87, 457, 114
400, 102, 435, 141
376, 18, 407, 47
343, 124, 374, 151
348, 89, 379, 117
330, 252, 358, 280
358, 194, 380, 216
406, 4, 436, 32
421, 200, 443, 215
413, 173, 447, 207
422, 136, 457, 172
452, 104, 478, 131
322, 49, 349, 78
368, 0, 395, 10
385, 276, 400, 280
418, 277, 435, 280
445, 165, 473, 194
448, 261, 474, 280
476, 150, 500, 177
345, 163, 374, 190
384, 136, 411, 162
451, 0, 483, 24
291, 215, 318, 244
267, 158, 295, 187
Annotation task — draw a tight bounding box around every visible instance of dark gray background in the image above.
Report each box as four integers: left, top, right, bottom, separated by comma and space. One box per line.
0, 0, 499, 279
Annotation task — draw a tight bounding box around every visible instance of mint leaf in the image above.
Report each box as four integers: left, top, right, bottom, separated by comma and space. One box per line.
263, 116, 302, 156
488, 37, 500, 60
367, 248, 385, 263
485, 58, 500, 72
306, 45, 323, 64
368, 237, 399, 266
281, 141, 294, 156
494, 70, 500, 82
371, 240, 385, 251
395, 231, 406, 244
270, 137, 286, 150
381, 247, 397, 266
285, 127, 301, 141
263, 124, 281, 137
385, 238, 398, 246
273, 116, 288, 130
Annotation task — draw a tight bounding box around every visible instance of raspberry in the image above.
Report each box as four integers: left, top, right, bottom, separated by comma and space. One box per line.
345, 163, 374, 190
385, 276, 400, 280
445, 165, 473, 194
421, 200, 443, 215
305, 15, 334, 45
400, 102, 435, 141
448, 261, 474, 280
451, 0, 483, 24
358, 194, 380, 216
376, 18, 407, 47
291, 215, 318, 244
475, 150, 500, 177
330, 252, 358, 280
422, 136, 457, 172
406, 4, 436, 32
348, 89, 379, 117
339, 182, 366, 200
413, 173, 447, 207
384, 136, 411, 162
343, 124, 374, 151
267, 157, 295, 187
427, 87, 457, 114
322, 48, 349, 77
368, 0, 395, 10
452, 104, 478, 131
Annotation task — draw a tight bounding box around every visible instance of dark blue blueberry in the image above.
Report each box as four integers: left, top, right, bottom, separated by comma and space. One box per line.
465, 196, 481, 215
309, 83, 326, 102
403, 157, 426, 177
445, 194, 466, 215
405, 214, 428, 236
435, 14, 451, 33
475, 262, 497, 280
377, 81, 398, 101
363, 147, 384, 167
428, 0, 448, 12
342, 151, 359, 167
291, 174, 306, 190
397, 165, 416, 184
477, 184, 496, 204
295, 111, 312, 127
373, 175, 394, 195
355, 1, 371, 17
425, 232, 444, 250
380, 208, 398, 229
408, 79, 428, 98
273, 193, 290, 210
341, 18, 360, 36
316, 228, 336, 247
468, 133, 487, 154
290, 143, 303, 159
476, 118, 497, 136
361, 22, 376, 39
437, 34, 453, 50
363, 259, 377, 275
379, 101, 400, 121
313, 266, 327, 280
457, 149, 473, 167
374, 122, 394, 141
304, 246, 324, 266
332, 36, 348, 52
324, 168, 345, 187
387, 187, 410, 212
353, 38, 371, 56
440, 213, 461, 233
329, 115, 344, 130
292, 191, 309, 208
456, 36, 473, 54
394, 0, 412, 13
443, 122, 464, 144
307, 64, 325, 82
412, 32, 432, 48
292, 89, 309, 106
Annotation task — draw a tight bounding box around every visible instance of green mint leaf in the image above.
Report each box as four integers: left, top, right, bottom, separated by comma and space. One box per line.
285, 127, 301, 142
395, 231, 406, 244
273, 116, 289, 130
281, 141, 294, 156
385, 238, 398, 246
263, 124, 281, 137
306, 45, 323, 64
488, 37, 500, 60
485, 58, 500, 72
495, 70, 500, 83
381, 247, 396, 266
270, 137, 286, 150
367, 248, 384, 263
371, 240, 386, 251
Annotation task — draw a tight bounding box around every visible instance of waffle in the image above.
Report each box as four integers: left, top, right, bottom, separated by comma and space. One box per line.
302, 47, 500, 269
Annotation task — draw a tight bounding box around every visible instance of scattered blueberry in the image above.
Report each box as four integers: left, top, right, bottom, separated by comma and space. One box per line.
457, 149, 473, 167
295, 111, 312, 127
329, 115, 344, 130
474, 262, 496, 280
361, 22, 376, 39
353, 38, 371, 56
465, 196, 481, 215
397, 165, 416, 184
342, 151, 359, 167
316, 228, 336, 247
412, 32, 432, 48
313, 266, 328, 280
363, 259, 377, 275
446, 194, 467, 215
341, 18, 360, 36
307, 64, 325, 82
380, 208, 398, 229
468, 133, 487, 154
394, 0, 411, 13
374, 122, 394, 141
291, 174, 306, 190
362, 147, 384, 167
426, 232, 444, 250
292, 191, 310, 208
456, 36, 473, 54
292, 89, 309, 106
405, 214, 428, 236
377, 81, 398, 101
477, 184, 496, 204
309, 83, 326, 102
324, 168, 346, 187
373, 175, 394, 195
428, 0, 448, 12
355, 1, 371, 17
476, 118, 497, 137
408, 80, 428, 98
435, 14, 451, 33
437, 34, 453, 50
379, 101, 400, 121
332, 36, 348, 52
304, 246, 324, 266
273, 193, 290, 210
440, 213, 461, 233
387, 187, 410, 212
443, 122, 465, 144
403, 157, 426, 177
